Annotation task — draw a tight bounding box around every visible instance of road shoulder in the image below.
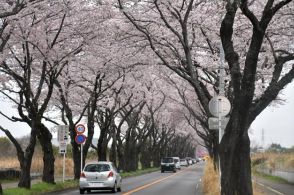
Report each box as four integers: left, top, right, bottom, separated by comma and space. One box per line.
253, 175, 294, 195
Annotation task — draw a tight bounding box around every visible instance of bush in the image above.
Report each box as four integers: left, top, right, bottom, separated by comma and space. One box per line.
252, 157, 266, 166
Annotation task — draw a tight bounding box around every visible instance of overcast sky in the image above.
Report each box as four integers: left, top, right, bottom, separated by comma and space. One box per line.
250, 82, 294, 148
0, 82, 293, 148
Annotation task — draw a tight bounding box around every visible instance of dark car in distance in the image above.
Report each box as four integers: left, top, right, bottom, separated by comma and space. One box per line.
161, 157, 176, 173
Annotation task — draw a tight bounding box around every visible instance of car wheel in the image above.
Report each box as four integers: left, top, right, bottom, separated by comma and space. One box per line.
112, 182, 118, 193
87, 189, 91, 193
118, 187, 122, 192
79, 189, 85, 194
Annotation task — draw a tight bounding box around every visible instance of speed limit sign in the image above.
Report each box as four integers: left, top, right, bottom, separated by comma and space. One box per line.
75, 124, 85, 134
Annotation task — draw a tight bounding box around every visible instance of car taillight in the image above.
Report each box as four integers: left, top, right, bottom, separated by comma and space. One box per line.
80, 172, 86, 178
108, 171, 114, 178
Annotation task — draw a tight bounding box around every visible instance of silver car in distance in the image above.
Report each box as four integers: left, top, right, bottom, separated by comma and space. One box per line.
79, 161, 122, 194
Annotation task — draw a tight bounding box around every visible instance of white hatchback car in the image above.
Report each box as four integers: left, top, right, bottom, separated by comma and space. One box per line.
79, 161, 122, 194
172, 157, 181, 170
180, 159, 188, 167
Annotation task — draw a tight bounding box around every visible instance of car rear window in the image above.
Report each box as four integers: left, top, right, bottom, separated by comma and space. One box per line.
84, 164, 110, 172
162, 158, 173, 163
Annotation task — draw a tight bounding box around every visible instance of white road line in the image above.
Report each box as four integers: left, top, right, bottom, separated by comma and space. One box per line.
196, 178, 201, 190
253, 180, 285, 195
266, 186, 285, 195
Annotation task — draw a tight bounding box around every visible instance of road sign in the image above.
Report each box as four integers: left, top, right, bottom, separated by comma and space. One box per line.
59, 142, 67, 153
208, 96, 231, 117
75, 134, 86, 144
75, 124, 86, 134
208, 117, 229, 130
57, 125, 69, 143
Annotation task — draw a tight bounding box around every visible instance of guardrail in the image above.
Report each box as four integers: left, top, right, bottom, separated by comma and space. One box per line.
0, 168, 20, 180
257, 168, 294, 183
0, 169, 43, 180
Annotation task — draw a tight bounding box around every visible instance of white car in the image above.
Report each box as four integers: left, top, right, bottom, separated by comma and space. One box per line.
172, 157, 181, 170
79, 161, 122, 194
180, 159, 188, 167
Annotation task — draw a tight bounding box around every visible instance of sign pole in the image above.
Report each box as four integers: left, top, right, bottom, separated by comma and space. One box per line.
218, 42, 225, 191
81, 143, 83, 173
63, 152, 65, 182
75, 124, 86, 174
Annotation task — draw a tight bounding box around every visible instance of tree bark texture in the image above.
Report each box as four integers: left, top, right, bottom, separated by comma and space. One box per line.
97, 129, 108, 161
18, 158, 33, 188
17, 128, 38, 188
72, 142, 81, 179
109, 134, 117, 166
38, 124, 55, 184
140, 144, 152, 169
219, 125, 252, 195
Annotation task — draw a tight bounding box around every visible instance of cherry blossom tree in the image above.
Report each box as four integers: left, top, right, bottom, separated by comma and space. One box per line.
117, 0, 294, 194
164, 73, 219, 165
0, 0, 37, 191
0, 0, 88, 187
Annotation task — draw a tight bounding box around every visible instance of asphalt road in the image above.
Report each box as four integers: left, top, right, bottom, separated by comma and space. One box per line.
253, 176, 294, 195
51, 162, 205, 195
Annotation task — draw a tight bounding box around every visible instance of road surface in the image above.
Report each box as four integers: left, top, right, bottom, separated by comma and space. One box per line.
253, 176, 294, 195
50, 162, 205, 195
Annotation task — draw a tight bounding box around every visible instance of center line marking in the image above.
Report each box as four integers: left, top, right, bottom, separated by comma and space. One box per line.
122, 169, 187, 195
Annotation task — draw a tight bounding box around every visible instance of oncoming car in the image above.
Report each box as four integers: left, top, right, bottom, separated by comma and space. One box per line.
79, 161, 122, 194
180, 159, 188, 167
161, 157, 176, 173
172, 157, 181, 170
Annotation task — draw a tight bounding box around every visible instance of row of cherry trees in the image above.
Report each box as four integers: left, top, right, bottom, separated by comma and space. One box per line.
1, 0, 293, 194
117, 0, 294, 194
0, 0, 198, 189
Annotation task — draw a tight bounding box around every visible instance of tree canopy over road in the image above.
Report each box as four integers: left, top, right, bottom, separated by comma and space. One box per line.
0, 0, 293, 194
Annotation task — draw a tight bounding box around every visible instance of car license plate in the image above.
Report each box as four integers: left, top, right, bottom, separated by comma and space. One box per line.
90, 183, 103, 187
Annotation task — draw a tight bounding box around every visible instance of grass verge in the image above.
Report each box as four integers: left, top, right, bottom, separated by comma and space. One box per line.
202, 158, 264, 195
2, 167, 160, 195
0, 179, 18, 184
121, 167, 160, 178
252, 169, 289, 184
3, 180, 78, 195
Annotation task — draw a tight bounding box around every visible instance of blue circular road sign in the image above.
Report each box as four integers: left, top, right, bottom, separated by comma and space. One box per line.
75, 134, 86, 144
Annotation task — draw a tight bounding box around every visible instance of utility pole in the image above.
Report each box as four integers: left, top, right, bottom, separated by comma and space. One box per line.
218, 43, 226, 141
261, 128, 265, 149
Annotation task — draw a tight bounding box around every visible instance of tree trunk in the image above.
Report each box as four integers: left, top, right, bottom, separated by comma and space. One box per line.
72, 142, 81, 179
117, 140, 125, 170
83, 116, 95, 168
117, 148, 124, 171
109, 135, 117, 166
38, 124, 55, 184
152, 146, 161, 167
97, 140, 108, 161
123, 138, 138, 172
17, 128, 37, 189
0, 182, 3, 195
97, 128, 108, 161
141, 146, 152, 169
18, 156, 34, 188
124, 146, 138, 172
219, 122, 252, 195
